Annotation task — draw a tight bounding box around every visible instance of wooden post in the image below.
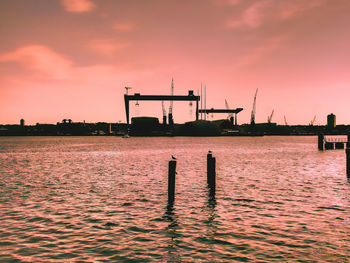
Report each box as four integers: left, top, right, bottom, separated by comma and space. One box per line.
318, 134, 324, 151
207, 152, 212, 184
347, 147, 350, 181
207, 152, 216, 191
168, 160, 177, 204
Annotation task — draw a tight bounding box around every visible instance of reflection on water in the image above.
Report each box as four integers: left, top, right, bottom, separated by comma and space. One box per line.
0, 136, 349, 262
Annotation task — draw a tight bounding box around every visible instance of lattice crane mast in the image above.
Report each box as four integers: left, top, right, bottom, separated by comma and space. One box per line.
310, 115, 316, 126
250, 89, 258, 125
168, 78, 174, 125
267, 110, 274, 123
161, 101, 167, 125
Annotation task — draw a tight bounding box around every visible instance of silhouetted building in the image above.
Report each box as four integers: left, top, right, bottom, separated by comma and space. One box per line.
20, 119, 25, 126
130, 117, 160, 135
327, 113, 336, 128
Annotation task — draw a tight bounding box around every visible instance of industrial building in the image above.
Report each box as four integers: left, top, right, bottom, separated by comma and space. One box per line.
327, 113, 336, 128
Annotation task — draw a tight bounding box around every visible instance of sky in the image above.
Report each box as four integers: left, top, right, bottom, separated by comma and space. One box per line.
0, 0, 349, 125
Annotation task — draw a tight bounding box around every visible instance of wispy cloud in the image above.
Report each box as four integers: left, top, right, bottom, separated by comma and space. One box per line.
87, 39, 130, 56
279, 0, 326, 20
226, 0, 269, 29
234, 35, 288, 68
0, 45, 73, 79
61, 0, 95, 13
226, 0, 327, 29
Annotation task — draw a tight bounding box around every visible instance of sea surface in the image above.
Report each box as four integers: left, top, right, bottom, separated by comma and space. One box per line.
0, 136, 349, 262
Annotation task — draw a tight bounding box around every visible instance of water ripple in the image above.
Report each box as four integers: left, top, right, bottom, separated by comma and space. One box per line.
0, 136, 349, 262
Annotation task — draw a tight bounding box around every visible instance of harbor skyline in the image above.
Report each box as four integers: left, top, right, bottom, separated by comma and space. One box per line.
1, 0, 350, 125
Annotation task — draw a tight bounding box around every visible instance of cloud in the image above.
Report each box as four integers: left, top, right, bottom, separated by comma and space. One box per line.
226, 0, 327, 29
278, 0, 326, 20
226, 0, 269, 29
87, 39, 131, 56
61, 0, 95, 13
234, 36, 288, 68
113, 22, 137, 32
0, 45, 73, 79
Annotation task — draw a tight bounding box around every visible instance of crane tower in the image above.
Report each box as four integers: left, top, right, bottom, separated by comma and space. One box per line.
168, 78, 174, 126
250, 89, 258, 125
267, 110, 274, 123
162, 101, 167, 126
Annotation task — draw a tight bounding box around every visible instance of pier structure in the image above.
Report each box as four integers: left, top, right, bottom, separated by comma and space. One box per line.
318, 134, 348, 150
124, 91, 200, 126
198, 108, 243, 127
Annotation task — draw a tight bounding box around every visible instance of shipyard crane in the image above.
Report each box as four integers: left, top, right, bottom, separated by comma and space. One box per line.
161, 101, 167, 125
310, 115, 316, 126
168, 78, 174, 125
267, 110, 274, 123
250, 89, 258, 125
284, 115, 288, 126
204, 84, 207, 120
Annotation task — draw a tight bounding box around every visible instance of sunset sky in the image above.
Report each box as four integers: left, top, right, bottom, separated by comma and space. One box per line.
0, 0, 349, 125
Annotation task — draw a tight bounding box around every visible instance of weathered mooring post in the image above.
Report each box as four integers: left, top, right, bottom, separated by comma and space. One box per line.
168, 159, 177, 204
346, 147, 350, 181
207, 151, 216, 193
318, 134, 324, 151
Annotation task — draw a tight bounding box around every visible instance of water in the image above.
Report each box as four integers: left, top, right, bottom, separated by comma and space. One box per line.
0, 136, 349, 262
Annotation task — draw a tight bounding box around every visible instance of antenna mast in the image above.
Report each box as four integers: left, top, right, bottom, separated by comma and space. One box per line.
124, 86, 132, 95
204, 84, 207, 120
168, 78, 174, 126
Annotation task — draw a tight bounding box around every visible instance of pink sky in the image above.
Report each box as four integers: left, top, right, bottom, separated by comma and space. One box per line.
0, 0, 349, 125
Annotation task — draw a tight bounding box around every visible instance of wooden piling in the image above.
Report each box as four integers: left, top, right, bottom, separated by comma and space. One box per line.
318, 134, 324, 151
325, 142, 335, 150
168, 160, 177, 204
207, 152, 216, 190
347, 147, 350, 181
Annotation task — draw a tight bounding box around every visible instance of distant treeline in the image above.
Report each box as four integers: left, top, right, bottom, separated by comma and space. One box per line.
1, 119, 349, 136
0, 122, 128, 136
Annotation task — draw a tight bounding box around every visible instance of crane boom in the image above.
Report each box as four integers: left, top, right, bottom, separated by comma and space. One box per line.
310, 115, 316, 126
268, 109, 274, 123
284, 115, 288, 126
225, 99, 233, 118
250, 89, 258, 125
